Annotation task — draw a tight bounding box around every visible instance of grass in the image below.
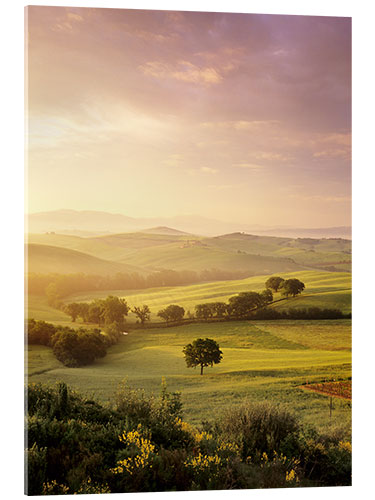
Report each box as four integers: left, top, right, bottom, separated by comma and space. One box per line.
118, 242, 305, 273
27, 319, 351, 430
26, 243, 141, 275
26, 269, 352, 431
202, 233, 351, 268
27, 295, 77, 328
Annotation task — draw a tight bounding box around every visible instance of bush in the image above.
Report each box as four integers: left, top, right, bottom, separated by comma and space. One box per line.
219, 402, 299, 461
26, 319, 57, 346
51, 328, 107, 367
25, 382, 352, 493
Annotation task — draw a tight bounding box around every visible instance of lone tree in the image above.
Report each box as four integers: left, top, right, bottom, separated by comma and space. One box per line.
182, 338, 223, 375
281, 278, 305, 297
265, 276, 285, 293
132, 305, 151, 324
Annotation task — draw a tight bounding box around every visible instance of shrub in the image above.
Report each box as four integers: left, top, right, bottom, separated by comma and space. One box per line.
219, 402, 299, 461
51, 328, 107, 367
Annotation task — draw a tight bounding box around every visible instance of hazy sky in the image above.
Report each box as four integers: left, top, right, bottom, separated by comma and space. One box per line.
26, 6, 351, 227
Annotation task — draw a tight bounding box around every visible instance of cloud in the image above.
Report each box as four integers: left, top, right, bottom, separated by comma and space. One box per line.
313, 149, 350, 159
320, 133, 351, 147
290, 194, 351, 203
232, 162, 264, 170
254, 151, 293, 162
199, 120, 279, 130
163, 154, 184, 167
138, 60, 223, 85
67, 12, 83, 22
201, 167, 218, 174
208, 184, 239, 191
51, 9, 84, 32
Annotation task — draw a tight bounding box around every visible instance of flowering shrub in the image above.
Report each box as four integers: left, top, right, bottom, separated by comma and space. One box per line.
111, 426, 155, 475
26, 382, 351, 494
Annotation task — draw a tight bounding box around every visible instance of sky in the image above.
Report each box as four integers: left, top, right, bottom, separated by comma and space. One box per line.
26, 6, 351, 227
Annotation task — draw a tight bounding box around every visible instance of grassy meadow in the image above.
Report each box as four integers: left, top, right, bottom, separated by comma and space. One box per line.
27, 319, 351, 429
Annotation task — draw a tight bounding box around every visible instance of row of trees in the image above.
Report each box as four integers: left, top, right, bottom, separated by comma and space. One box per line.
64, 295, 129, 326
62, 277, 307, 326
64, 296, 152, 326
28, 268, 251, 302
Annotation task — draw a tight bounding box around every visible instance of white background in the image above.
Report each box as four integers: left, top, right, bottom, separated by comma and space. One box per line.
1, 0, 373, 498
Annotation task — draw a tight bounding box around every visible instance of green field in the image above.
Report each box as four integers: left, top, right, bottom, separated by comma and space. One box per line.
26, 243, 142, 275
27, 319, 351, 430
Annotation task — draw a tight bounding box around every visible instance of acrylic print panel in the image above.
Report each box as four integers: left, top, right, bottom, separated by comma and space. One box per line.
25, 4, 352, 495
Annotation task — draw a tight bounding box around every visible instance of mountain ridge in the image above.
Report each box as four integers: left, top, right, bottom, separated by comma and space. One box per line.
27, 209, 351, 240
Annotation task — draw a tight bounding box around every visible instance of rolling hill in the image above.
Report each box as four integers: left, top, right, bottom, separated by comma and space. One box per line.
141, 226, 190, 235
26, 244, 142, 275
58, 270, 351, 322
27, 230, 351, 275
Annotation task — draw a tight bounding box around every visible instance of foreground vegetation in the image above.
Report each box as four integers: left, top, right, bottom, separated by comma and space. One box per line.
26, 381, 351, 494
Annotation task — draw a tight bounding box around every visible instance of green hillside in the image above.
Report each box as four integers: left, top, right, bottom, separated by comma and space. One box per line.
27, 233, 131, 262
26, 244, 141, 275
118, 242, 305, 273
27, 231, 351, 275
55, 270, 351, 324
202, 233, 351, 269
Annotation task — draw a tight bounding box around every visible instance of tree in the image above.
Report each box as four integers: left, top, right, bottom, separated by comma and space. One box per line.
132, 305, 151, 324
27, 319, 57, 346
265, 276, 285, 293
77, 302, 90, 323
51, 328, 107, 367
259, 289, 273, 306
157, 304, 185, 323
281, 278, 305, 297
211, 302, 228, 318
64, 303, 81, 322
195, 303, 213, 321
101, 296, 129, 325
182, 338, 223, 375
45, 282, 60, 307
88, 302, 104, 325
228, 292, 262, 318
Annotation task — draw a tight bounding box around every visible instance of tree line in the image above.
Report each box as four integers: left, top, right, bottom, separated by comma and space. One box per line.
28, 268, 252, 305
61, 276, 348, 326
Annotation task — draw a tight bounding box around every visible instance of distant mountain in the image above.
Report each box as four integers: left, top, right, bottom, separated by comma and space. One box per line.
253, 226, 352, 240
27, 209, 351, 240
